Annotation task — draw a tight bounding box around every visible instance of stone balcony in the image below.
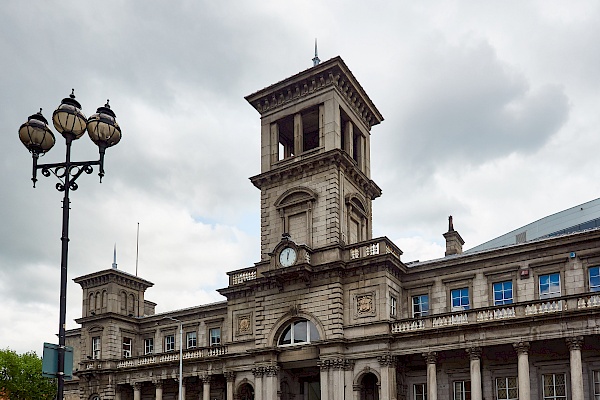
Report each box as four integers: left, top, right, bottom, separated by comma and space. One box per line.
391, 294, 600, 334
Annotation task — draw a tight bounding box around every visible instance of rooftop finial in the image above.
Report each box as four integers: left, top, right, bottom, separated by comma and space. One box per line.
312, 38, 320, 67
112, 243, 118, 269
448, 215, 454, 232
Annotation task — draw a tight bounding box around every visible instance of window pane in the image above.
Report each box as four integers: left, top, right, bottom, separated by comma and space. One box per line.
294, 320, 307, 343
590, 267, 600, 292
309, 321, 320, 341
279, 325, 292, 345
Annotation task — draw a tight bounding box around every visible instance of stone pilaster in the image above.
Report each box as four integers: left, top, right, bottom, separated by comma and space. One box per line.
154, 379, 163, 400
566, 336, 584, 400
133, 382, 142, 400
201, 374, 212, 400
225, 372, 236, 400
466, 348, 482, 400
513, 341, 531, 400
378, 355, 397, 400
423, 352, 438, 400
265, 365, 279, 400
252, 367, 265, 400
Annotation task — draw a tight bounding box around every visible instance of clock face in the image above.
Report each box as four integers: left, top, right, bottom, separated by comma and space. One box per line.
279, 247, 297, 267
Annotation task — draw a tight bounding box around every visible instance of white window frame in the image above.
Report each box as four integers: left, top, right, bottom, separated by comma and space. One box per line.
165, 334, 175, 352
412, 294, 429, 318
390, 296, 397, 317
453, 380, 471, 400
451, 288, 470, 311
122, 337, 132, 359
144, 338, 154, 355
495, 376, 518, 400
413, 383, 427, 400
278, 319, 320, 347
186, 331, 197, 349
209, 328, 221, 346
539, 273, 561, 299
92, 336, 101, 360
593, 370, 600, 399
542, 373, 567, 400
493, 280, 514, 305
590, 267, 600, 292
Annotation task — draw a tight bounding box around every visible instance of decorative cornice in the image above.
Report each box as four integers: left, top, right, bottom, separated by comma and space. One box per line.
74, 269, 153, 291
250, 149, 381, 200
245, 56, 383, 129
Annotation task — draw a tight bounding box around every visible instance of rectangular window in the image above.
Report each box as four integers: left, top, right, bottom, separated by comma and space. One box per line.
122, 337, 132, 358
144, 338, 154, 355
165, 335, 175, 352
593, 370, 600, 399
209, 328, 221, 346
493, 281, 514, 305
495, 377, 518, 400
453, 380, 471, 400
414, 383, 427, 400
92, 336, 101, 360
390, 296, 397, 317
542, 373, 566, 400
451, 288, 470, 311
590, 267, 600, 292
539, 273, 561, 299
412, 294, 429, 318
187, 331, 197, 349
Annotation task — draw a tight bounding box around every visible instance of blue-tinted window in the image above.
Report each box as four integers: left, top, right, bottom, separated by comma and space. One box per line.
451, 288, 469, 311
412, 295, 429, 318
590, 267, 600, 292
539, 273, 561, 299
493, 281, 513, 305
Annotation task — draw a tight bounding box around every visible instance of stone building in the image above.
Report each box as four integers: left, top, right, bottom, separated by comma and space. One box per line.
65, 56, 600, 400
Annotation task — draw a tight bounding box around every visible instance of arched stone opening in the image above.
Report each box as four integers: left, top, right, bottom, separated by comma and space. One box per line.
359, 372, 379, 400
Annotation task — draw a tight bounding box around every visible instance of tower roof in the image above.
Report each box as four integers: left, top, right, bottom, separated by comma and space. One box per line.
245, 56, 384, 129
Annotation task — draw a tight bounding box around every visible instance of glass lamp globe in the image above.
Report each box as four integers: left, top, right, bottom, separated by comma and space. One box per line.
18, 109, 56, 154
52, 90, 87, 139
87, 100, 121, 148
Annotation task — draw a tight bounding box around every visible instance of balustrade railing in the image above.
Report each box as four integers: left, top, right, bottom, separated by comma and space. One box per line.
116, 346, 227, 369
348, 237, 402, 261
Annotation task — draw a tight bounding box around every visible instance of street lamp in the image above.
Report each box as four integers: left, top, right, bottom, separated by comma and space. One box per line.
164, 316, 183, 400
19, 90, 121, 400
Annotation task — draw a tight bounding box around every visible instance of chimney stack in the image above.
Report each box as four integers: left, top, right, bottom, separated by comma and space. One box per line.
443, 215, 465, 256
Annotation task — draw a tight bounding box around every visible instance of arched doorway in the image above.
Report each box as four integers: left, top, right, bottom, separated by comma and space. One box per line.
237, 382, 254, 400
360, 372, 379, 400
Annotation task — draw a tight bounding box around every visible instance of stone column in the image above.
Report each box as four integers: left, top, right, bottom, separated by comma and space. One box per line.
566, 336, 584, 400
513, 342, 531, 400
155, 380, 163, 400
294, 113, 303, 154
252, 367, 264, 400
378, 355, 397, 400
331, 359, 346, 400
133, 382, 141, 400
423, 352, 438, 400
318, 360, 330, 400
344, 360, 355, 400
201, 375, 212, 400
265, 365, 279, 400
225, 372, 236, 400
466, 348, 482, 400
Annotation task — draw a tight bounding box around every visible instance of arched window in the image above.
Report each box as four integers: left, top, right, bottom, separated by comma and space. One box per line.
278, 319, 320, 346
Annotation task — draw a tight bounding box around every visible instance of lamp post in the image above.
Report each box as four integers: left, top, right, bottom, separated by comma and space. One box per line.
19, 90, 121, 400
164, 316, 183, 400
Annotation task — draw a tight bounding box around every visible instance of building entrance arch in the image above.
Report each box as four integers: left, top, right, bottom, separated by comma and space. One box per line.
359, 372, 379, 400
237, 382, 254, 400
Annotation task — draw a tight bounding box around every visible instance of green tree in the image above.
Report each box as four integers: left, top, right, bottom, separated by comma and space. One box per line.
0, 349, 56, 399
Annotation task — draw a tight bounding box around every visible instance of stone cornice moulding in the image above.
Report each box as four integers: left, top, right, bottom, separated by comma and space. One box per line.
245, 56, 383, 129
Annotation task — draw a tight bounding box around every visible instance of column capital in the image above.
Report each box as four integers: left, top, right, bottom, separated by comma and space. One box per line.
265, 365, 279, 376
252, 366, 265, 377
566, 336, 584, 351
513, 341, 530, 354
133, 382, 142, 390
200, 374, 212, 384
224, 371, 236, 382
466, 347, 482, 360
422, 351, 437, 364
377, 354, 397, 367
318, 358, 354, 370
153, 379, 163, 388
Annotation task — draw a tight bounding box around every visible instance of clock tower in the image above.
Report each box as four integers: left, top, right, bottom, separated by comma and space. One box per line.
246, 56, 384, 261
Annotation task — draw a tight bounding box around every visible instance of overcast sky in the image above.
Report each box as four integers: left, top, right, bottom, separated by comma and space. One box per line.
2, 1, 599, 354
